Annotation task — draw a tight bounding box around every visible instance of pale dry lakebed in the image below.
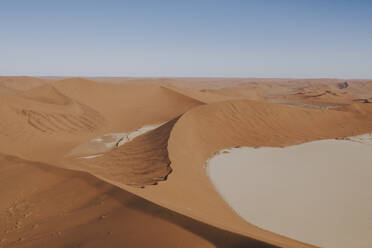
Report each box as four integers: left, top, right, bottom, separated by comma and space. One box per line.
207, 135, 372, 248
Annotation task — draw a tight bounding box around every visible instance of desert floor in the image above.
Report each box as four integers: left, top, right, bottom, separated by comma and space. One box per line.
0, 76, 371, 248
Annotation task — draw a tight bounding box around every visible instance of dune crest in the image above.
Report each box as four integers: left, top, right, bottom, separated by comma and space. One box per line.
66, 117, 180, 187
20, 84, 73, 105
0, 76, 49, 92
107, 99, 372, 248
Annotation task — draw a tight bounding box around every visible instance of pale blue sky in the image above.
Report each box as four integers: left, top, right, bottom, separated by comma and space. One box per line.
1, 0, 371, 78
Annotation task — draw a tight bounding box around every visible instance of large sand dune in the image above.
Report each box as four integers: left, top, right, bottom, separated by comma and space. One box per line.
53, 78, 204, 131
0, 154, 274, 248
1, 76, 372, 247
108, 99, 372, 247
0, 78, 202, 162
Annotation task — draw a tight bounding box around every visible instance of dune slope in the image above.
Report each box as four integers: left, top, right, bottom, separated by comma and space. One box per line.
0, 79, 203, 163
0, 85, 105, 161
0, 76, 49, 92
106, 99, 372, 248
0, 154, 275, 248
53, 78, 204, 131
67, 116, 180, 187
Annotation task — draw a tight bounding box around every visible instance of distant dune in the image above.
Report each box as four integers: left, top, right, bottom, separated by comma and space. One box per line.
0, 76, 371, 248
0, 76, 50, 92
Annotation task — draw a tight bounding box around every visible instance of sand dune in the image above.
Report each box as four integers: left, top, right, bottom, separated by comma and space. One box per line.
102, 99, 370, 247
1, 77, 372, 247
53, 78, 204, 131
0, 78, 202, 163
0, 154, 274, 248
0, 76, 49, 92
0, 84, 105, 161
66, 117, 180, 187
19, 84, 73, 105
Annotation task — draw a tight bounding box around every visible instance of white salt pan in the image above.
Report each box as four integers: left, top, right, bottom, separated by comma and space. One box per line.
69, 123, 163, 157
206, 134, 372, 248
79, 154, 103, 159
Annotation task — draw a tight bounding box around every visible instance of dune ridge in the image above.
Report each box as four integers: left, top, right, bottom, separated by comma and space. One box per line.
0, 76, 49, 92
66, 116, 181, 187
99, 99, 372, 248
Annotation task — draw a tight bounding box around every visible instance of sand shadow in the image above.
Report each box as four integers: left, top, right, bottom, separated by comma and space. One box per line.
105, 187, 277, 248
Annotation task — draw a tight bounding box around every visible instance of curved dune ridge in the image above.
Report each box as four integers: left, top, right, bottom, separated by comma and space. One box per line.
1, 77, 372, 247
106, 99, 372, 248
53, 78, 204, 131
67, 117, 180, 187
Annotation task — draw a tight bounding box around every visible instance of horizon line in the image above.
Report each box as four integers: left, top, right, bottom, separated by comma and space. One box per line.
1, 74, 371, 81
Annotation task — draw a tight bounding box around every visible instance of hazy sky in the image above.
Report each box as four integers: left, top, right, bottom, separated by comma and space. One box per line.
1, 0, 371, 78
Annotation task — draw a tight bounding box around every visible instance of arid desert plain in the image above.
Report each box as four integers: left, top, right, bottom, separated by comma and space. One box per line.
0, 76, 371, 248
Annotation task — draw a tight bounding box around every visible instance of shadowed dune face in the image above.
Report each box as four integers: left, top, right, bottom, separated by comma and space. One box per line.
0, 154, 276, 248
67, 117, 181, 187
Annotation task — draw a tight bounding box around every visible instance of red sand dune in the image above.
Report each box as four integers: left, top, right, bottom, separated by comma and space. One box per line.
0, 154, 274, 248
99, 99, 372, 248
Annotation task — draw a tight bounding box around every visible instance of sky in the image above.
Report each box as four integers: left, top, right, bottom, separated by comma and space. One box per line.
1, 0, 372, 78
